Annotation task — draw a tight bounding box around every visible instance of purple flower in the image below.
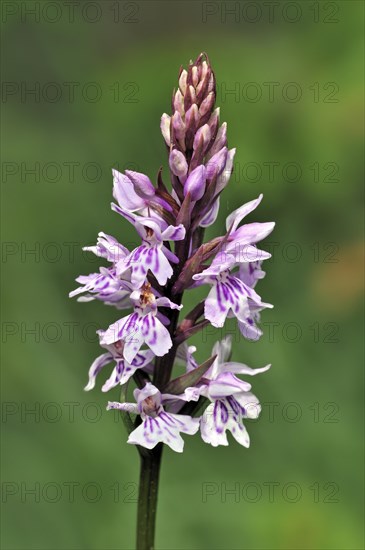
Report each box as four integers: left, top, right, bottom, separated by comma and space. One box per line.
113, 169, 172, 215
83, 231, 129, 263
184, 338, 270, 447
107, 383, 199, 452
112, 204, 185, 287
69, 266, 132, 309
194, 262, 272, 338
193, 194, 274, 339
85, 331, 155, 392
100, 283, 182, 363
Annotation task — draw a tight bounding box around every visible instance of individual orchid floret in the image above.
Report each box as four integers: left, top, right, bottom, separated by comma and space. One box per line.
185, 338, 270, 447
83, 232, 129, 263
193, 249, 272, 339
101, 283, 182, 363
112, 204, 185, 287
107, 383, 199, 452
85, 330, 155, 392
112, 169, 172, 217
191, 194, 274, 337
69, 266, 132, 309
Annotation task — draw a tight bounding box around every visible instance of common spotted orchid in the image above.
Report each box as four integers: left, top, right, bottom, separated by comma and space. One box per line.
70, 53, 275, 550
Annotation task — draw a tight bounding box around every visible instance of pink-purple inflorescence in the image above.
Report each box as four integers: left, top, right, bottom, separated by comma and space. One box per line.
70, 53, 275, 452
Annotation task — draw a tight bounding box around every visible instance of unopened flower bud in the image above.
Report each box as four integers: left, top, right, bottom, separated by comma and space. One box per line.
179, 70, 188, 95
160, 114, 171, 146
169, 149, 188, 180
193, 124, 211, 154
184, 165, 206, 201
173, 89, 185, 116
192, 66, 199, 87
199, 91, 215, 117
184, 85, 196, 112
206, 146, 228, 182
172, 111, 185, 142
215, 148, 236, 195
201, 60, 208, 80
185, 104, 199, 132
206, 122, 227, 160
206, 108, 220, 145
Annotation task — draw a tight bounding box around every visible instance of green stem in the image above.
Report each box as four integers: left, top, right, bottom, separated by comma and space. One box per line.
136, 445, 163, 550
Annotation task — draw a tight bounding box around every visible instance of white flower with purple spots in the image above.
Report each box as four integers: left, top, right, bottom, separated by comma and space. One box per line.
69, 266, 132, 309
85, 330, 155, 392
193, 194, 274, 339
185, 338, 270, 447
193, 255, 272, 339
112, 204, 185, 288
101, 283, 182, 363
83, 231, 129, 263
107, 383, 199, 452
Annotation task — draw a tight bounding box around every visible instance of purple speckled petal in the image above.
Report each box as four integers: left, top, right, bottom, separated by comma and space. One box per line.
200, 398, 250, 448
155, 296, 182, 310
102, 350, 154, 392
127, 411, 199, 452
118, 245, 173, 287
84, 352, 113, 391
142, 315, 173, 357
204, 277, 250, 328
83, 232, 129, 263
234, 392, 262, 419
101, 313, 143, 364
161, 224, 186, 242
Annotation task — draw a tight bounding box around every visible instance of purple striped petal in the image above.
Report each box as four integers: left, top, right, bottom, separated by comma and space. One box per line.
127, 411, 199, 452
200, 398, 250, 448
84, 352, 113, 391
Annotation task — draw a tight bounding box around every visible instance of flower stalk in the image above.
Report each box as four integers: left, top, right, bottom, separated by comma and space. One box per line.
136, 445, 163, 550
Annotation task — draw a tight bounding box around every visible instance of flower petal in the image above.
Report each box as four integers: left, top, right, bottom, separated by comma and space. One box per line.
221, 362, 271, 376
226, 194, 263, 232
207, 372, 252, 399
205, 278, 250, 328
200, 197, 220, 227
102, 350, 154, 391
127, 411, 199, 452
106, 401, 139, 414
112, 169, 146, 211
230, 222, 275, 245
200, 398, 250, 448
141, 315, 173, 357
161, 224, 186, 241
84, 352, 113, 391
234, 392, 262, 419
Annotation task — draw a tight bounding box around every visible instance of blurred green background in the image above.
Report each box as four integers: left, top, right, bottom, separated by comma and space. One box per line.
1, 1, 364, 549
